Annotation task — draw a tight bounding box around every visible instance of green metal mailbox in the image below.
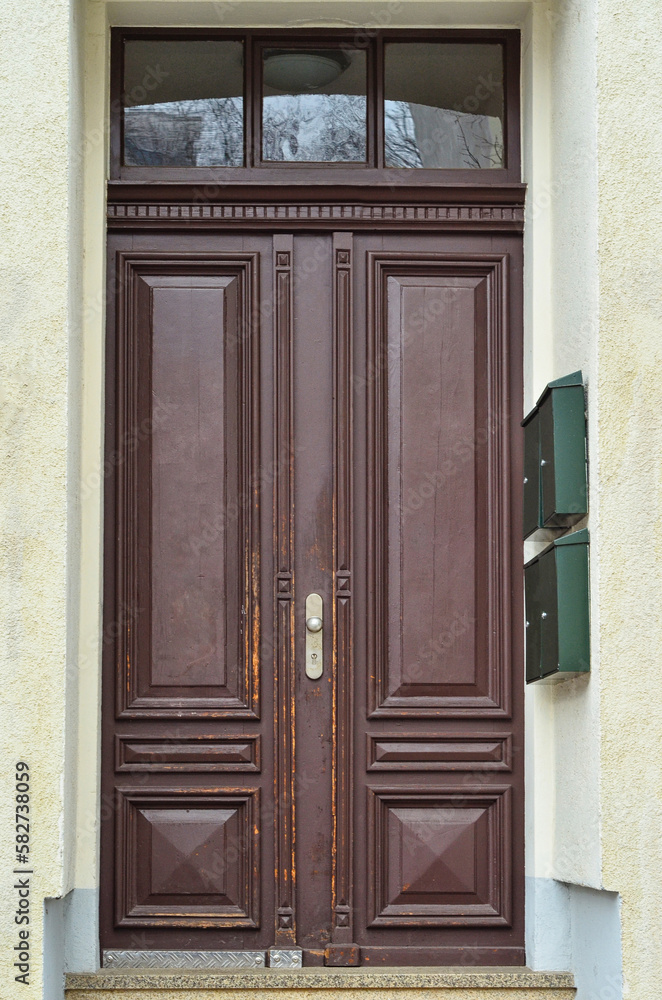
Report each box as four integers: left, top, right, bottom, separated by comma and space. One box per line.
525, 528, 590, 683
522, 371, 588, 537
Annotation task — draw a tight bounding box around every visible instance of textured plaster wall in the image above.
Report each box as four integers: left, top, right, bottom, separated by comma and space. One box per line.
596, 1, 662, 997
0, 1, 83, 998
527, 0, 662, 996
72, 0, 107, 907
534, 0, 602, 890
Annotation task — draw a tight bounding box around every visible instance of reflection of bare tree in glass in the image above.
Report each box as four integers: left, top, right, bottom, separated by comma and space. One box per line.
262, 95, 366, 162
385, 101, 504, 170
124, 98, 244, 167
125, 107, 203, 166
383, 102, 423, 168
195, 98, 243, 166
454, 114, 504, 169
124, 96, 502, 170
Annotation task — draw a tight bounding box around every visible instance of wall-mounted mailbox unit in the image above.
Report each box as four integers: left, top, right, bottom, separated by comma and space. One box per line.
525, 528, 590, 683
522, 370, 587, 538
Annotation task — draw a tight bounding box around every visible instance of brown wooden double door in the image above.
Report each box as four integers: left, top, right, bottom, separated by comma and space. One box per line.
102, 224, 524, 965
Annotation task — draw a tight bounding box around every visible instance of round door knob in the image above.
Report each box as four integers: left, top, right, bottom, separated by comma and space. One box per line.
306, 616, 323, 633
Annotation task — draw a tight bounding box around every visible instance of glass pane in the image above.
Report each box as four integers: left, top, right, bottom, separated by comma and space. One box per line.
384, 43, 505, 169
123, 40, 244, 167
262, 48, 367, 163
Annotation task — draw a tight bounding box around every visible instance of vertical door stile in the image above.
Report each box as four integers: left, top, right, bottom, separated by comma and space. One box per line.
326, 233, 359, 966
272, 235, 298, 957
115, 252, 138, 716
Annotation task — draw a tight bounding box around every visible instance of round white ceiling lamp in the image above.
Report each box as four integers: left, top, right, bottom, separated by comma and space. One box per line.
263, 49, 351, 91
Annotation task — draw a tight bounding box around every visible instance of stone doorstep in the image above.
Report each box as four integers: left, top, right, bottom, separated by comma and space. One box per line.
65, 968, 576, 1000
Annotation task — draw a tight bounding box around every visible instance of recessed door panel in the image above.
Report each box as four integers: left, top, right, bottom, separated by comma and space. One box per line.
366, 254, 510, 717
150, 276, 238, 691
114, 255, 260, 718
385, 273, 482, 701
368, 787, 511, 927
115, 787, 260, 928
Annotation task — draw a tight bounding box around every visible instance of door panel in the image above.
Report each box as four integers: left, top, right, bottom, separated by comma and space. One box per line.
102, 242, 276, 952
391, 275, 480, 695
366, 255, 508, 716
115, 786, 260, 929
150, 276, 239, 692
114, 255, 261, 719
352, 235, 523, 964
102, 228, 523, 965
368, 786, 511, 926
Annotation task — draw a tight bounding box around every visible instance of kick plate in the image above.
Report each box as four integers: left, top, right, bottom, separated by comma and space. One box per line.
103, 950, 266, 969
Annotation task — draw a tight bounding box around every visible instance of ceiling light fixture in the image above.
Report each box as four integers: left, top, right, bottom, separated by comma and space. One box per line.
263, 49, 351, 92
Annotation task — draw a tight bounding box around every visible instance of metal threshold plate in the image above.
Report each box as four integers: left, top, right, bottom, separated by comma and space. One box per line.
103, 950, 267, 969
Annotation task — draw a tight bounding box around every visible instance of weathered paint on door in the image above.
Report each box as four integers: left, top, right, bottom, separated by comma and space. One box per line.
101, 219, 524, 965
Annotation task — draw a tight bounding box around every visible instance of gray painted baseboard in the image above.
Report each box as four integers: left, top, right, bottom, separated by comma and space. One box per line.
526, 877, 623, 999
63, 888, 99, 973
59, 880, 621, 1000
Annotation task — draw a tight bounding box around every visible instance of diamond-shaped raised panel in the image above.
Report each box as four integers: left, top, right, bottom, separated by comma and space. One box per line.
116, 787, 259, 928
146, 808, 236, 895
369, 788, 511, 927
389, 805, 479, 896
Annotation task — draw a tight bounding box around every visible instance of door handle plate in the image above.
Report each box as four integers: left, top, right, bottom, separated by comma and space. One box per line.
305, 593, 323, 680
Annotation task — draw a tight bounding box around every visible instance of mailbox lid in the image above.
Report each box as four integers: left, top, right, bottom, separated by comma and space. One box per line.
522, 408, 541, 539
524, 556, 542, 682
554, 528, 590, 674
540, 380, 588, 527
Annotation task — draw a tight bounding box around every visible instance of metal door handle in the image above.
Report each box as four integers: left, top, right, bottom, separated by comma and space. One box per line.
305, 593, 323, 680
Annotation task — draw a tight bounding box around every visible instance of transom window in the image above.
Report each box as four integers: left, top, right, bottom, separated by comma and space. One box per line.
112, 30, 520, 181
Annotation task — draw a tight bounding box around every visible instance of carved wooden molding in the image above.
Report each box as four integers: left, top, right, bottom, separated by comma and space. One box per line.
107, 201, 524, 230
325, 234, 359, 967
366, 252, 512, 719
114, 252, 260, 719
367, 734, 513, 772
368, 786, 512, 928
272, 235, 297, 947
115, 786, 260, 929
115, 735, 261, 773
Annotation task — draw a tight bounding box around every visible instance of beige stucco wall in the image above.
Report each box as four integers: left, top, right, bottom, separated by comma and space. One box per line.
596, 1, 662, 997
546, 0, 601, 891
2, 0, 662, 997
73, 0, 107, 904
0, 0, 84, 997
526, 3, 662, 996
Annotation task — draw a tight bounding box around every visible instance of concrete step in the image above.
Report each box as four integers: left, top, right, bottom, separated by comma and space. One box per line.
66, 968, 575, 1000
